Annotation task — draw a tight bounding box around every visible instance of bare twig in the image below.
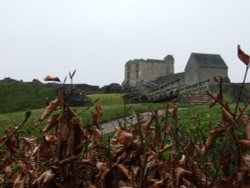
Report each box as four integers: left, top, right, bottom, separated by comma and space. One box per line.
233, 65, 249, 119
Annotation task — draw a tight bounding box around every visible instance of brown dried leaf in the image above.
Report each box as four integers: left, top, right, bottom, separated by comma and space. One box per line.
92, 105, 103, 129
41, 114, 59, 134
0, 136, 5, 142
214, 75, 221, 84
220, 153, 232, 177
151, 179, 164, 188
179, 154, 187, 165
66, 117, 87, 156
201, 128, 225, 154
221, 115, 230, 130
72, 117, 86, 141
91, 129, 103, 144
57, 117, 70, 142
32, 141, 54, 160
114, 128, 133, 147
115, 164, 131, 181
192, 162, 208, 186
66, 123, 76, 156
172, 102, 178, 116
13, 172, 31, 188
44, 134, 57, 144
4, 166, 12, 174
32, 169, 54, 187
44, 75, 61, 82
5, 128, 18, 154
240, 112, 250, 140
145, 112, 156, 131
222, 107, 237, 127
99, 164, 132, 187
96, 163, 110, 186
38, 96, 63, 122
64, 107, 77, 120
242, 154, 250, 175
131, 166, 139, 177
175, 167, 192, 187
238, 45, 250, 65
159, 144, 173, 154
165, 121, 171, 134
19, 137, 38, 157
238, 140, 250, 149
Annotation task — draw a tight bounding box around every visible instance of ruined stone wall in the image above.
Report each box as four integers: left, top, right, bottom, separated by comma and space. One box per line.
185, 67, 228, 85
122, 55, 174, 87
138, 62, 172, 82
184, 66, 199, 85
198, 67, 228, 84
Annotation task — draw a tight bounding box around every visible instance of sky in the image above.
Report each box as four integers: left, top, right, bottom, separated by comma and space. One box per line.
0, 0, 250, 87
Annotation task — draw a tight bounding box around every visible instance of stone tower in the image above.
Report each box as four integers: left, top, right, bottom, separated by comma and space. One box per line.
122, 55, 175, 87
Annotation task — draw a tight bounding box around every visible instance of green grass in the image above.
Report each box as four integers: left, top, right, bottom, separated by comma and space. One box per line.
0, 101, 224, 137
77, 102, 169, 125
0, 91, 245, 138
0, 99, 168, 135
178, 105, 221, 133
0, 83, 58, 113
0, 101, 248, 143
0, 109, 45, 135
87, 93, 125, 106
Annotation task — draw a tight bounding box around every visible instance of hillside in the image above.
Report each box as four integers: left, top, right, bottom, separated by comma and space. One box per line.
0, 78, 123, 113
0, 83, 58, 113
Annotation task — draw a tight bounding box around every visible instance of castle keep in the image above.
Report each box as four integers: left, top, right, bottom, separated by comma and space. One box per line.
122, 52, 230, 88
122, 55, 174, 86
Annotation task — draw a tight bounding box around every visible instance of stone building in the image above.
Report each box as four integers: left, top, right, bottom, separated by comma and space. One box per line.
122, 55, 174, 86
184, 53, 230, 85
122, 52, 230, 88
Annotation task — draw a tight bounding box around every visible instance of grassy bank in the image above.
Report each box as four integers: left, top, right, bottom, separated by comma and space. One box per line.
0, 83, 58, 113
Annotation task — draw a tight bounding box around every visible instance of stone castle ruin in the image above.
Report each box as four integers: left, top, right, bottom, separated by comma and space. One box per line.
122, 52, 230, 88
122, 52, 230, 103
122, 55, 175, 86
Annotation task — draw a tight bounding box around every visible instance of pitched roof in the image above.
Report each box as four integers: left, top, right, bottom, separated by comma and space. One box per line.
190, 53, 228, 68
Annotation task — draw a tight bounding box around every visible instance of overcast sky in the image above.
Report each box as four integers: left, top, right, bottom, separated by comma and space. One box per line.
0, 0, 250, 86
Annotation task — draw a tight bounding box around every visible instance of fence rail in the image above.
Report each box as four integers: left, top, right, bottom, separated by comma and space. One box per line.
178, 79, 210, 94
147, 79, 210, 102
149, 80, 179, 96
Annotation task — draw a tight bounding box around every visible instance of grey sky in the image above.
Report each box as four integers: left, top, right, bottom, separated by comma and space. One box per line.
0, 0, 250, 86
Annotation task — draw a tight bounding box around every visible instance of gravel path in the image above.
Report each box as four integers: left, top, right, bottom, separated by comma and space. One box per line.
100, 110, 167, 134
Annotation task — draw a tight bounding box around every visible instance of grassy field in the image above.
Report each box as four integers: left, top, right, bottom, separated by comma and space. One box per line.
87, 93, 125, 106
0, 100, 224, 137
0, 92, 196, 135
0, 90, 244, 137
0, 100, 170, 135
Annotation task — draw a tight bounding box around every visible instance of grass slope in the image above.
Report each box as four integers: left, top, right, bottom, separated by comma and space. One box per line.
0, 83, 58, 113
87, 93, 125, 106
0, 89, 241, 137
0, 92, 170, 135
